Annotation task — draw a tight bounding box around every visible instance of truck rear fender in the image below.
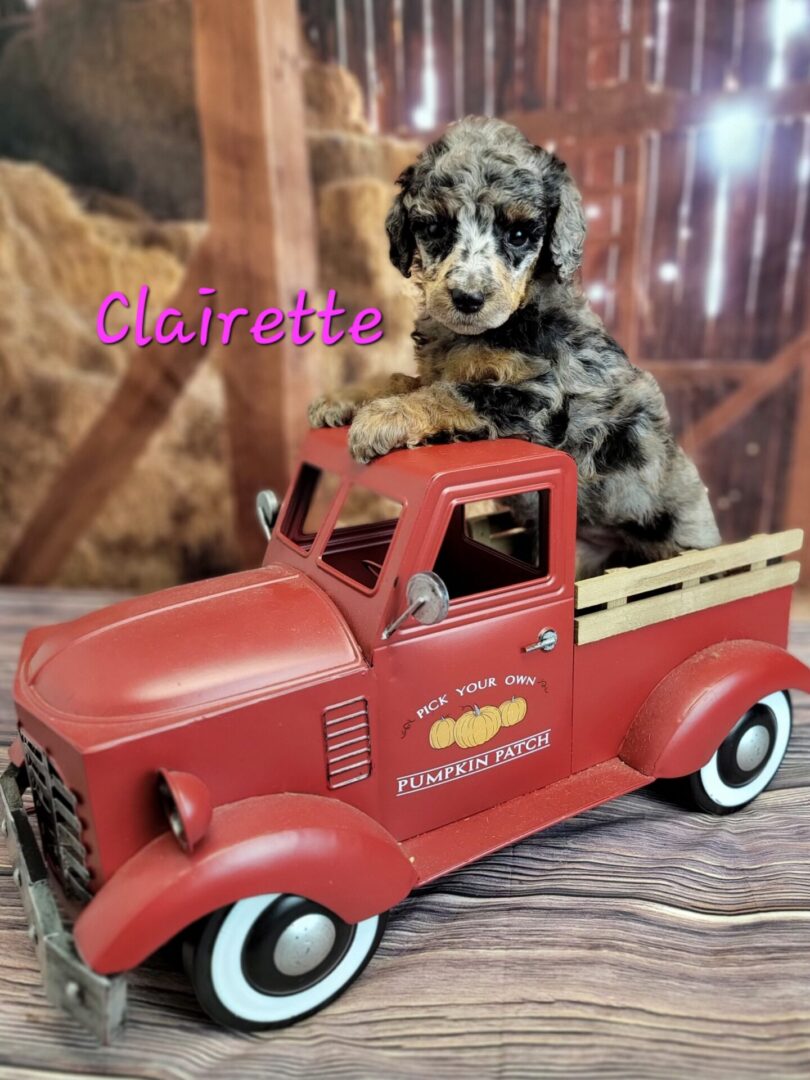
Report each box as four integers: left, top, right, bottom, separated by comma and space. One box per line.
74, 793, 416, 975
621, 639, 810, 778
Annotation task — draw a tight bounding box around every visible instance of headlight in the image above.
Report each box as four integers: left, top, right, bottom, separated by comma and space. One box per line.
157, 769, 212, 853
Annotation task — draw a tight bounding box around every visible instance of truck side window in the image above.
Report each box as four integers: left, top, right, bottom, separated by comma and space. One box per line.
433, 490, 551, 601
322, 487, 403, 590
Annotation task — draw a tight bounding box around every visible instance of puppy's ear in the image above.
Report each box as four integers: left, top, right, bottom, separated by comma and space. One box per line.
537, 152, 586, 283
386, 166, 416, 278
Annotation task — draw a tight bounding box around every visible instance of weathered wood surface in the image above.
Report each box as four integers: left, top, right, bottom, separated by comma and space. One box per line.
0, 587, 809, 1079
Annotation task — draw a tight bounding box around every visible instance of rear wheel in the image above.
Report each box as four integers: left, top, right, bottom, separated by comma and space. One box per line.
183, 893, 386, 1031
686, 691, 792, 814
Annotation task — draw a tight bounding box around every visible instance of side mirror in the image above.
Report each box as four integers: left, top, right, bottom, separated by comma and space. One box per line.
256, 490, 280, 540
382, 571, 449, 640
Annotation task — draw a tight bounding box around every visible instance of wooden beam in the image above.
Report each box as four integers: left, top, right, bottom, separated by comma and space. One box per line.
641, 359, 761, 382
680, 332, 810, 456
504, 83, 810, 146
784, 351, 810, 586
610, 0, 649, 359
0, 242, 215, 585
615, 138, 644, 360
194, 0, 318, 567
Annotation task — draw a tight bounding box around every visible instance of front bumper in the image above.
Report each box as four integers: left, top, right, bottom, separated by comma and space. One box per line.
0, 759, 127, 1043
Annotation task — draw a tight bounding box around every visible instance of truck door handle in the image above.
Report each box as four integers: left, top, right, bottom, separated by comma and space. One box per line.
524, 628, 558, 653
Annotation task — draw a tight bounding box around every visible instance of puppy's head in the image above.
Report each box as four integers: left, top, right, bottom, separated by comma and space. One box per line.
386, 117, 586, 335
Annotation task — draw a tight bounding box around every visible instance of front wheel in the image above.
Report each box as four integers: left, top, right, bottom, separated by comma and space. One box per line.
686, 691, 792, 814
183, 894, 387, 1031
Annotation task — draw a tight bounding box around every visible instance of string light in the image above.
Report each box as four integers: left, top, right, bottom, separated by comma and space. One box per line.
770, 0, 807, 88
709, 104, 761, 170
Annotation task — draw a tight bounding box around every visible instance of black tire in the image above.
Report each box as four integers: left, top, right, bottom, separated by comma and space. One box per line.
685, 691, 792, 815
182, 893, 386, 1032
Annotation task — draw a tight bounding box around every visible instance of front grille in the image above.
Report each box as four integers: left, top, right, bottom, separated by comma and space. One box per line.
19, 729, 92, 903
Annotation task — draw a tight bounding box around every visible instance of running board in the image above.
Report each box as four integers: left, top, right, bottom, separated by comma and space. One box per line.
403, 757, 650, 886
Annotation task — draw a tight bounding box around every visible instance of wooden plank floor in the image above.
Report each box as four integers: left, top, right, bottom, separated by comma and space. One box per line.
1, 587, 808, 1079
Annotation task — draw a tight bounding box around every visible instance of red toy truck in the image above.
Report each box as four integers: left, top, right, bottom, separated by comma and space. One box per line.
2, 428, 809, 1040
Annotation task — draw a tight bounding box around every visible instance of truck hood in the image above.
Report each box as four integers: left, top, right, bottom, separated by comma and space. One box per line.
17, 565, 364, 730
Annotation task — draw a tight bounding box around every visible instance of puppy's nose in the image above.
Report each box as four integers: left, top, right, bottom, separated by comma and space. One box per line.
450, 287, 486, 314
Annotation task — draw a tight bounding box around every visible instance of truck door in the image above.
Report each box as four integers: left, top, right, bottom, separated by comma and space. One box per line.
374, 476, 575, 840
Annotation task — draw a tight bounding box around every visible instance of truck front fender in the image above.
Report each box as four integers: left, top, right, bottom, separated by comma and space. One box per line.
74, 793, 416, 975
621, 639, 810, 778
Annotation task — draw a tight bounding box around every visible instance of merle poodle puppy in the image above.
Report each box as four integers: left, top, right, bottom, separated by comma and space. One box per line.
309, 117, 720, 575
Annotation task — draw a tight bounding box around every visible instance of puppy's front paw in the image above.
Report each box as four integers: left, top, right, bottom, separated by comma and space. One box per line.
348, 398, 414, 463
308, 395, 359, 428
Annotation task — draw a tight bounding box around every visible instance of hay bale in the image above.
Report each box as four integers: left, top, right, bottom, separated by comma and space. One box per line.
0, 160, 237, 591
316, 176, 418, 370
0, 0, 422, 219
318, 178, 400, 289
304, 63, 368, 134
61, 368, 235, 590
0, 1, 425, 587
0, 0, 201, 218
308, 131, 423, 188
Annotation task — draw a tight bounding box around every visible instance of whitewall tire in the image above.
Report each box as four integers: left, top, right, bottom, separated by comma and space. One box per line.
183, 893, 386, 1031
688, 691, 792, 814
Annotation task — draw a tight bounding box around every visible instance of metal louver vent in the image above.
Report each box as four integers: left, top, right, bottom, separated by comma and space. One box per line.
19, 729, 92, 903
322, 696, 372, 790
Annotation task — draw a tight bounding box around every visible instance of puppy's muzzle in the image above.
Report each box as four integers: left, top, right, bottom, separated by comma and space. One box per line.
449, 287, 487, 314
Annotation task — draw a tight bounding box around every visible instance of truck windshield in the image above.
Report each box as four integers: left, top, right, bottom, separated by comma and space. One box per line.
281, 464, 342, 551
280, 464, 403, 590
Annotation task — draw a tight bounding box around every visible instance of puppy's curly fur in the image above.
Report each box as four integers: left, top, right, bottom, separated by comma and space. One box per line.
310, 117, 720, 575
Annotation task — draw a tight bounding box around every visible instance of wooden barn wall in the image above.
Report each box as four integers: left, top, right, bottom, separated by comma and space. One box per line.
299, 0, 810, 546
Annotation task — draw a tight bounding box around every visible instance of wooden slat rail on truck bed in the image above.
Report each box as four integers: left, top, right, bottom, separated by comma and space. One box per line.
574, 529, 804, 646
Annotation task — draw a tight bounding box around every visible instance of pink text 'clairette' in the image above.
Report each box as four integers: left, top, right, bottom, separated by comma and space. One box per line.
97, 286, 385, 348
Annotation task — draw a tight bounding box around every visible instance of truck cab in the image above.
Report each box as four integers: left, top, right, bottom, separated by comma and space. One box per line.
268, 427, 578, 838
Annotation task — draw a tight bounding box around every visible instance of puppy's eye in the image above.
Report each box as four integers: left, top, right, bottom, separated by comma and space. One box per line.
507, 224, 531, 247
425, 220, 447, 239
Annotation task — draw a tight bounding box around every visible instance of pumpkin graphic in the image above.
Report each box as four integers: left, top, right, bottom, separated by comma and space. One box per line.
429, 715, 456, 750
454, 703, 502, 748
499, 696, 528, 727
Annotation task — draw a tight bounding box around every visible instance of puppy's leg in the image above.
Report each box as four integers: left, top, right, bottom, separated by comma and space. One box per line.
348, 382, 491, 463
309, 373, 421, 428
668, 451, 722, 551
575, 528, 625, 580
616, 449, 721, 563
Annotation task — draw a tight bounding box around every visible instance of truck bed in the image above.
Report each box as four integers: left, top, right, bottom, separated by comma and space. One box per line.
573, 529, 803, 645
570, 532, 802, 774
